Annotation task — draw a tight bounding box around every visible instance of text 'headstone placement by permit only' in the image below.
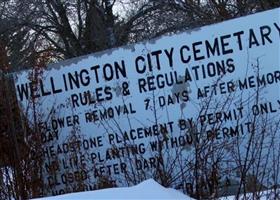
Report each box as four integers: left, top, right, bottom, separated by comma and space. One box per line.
13, 8, 280, 197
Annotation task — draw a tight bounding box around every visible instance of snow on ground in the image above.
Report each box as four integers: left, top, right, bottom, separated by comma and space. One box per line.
220, 190, 278, 200
33, 179, 193, 200
33, 179, 279, 200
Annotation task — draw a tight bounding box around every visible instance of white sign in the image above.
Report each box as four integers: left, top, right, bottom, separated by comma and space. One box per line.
14, 8, 280, 197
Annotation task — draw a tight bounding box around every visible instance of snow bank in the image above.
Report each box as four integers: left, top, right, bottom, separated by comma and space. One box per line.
33, 179, 192, 200
32, 178, 279, 199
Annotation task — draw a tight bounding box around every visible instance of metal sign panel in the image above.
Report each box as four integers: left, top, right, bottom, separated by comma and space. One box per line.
14, 8, 280, 197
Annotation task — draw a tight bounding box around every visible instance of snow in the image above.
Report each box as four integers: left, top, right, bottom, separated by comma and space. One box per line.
220, 190, 279, 200
30, 178, 280, 200
33, 179, 193, 200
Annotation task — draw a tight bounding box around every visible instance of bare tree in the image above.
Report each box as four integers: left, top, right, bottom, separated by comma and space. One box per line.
1, 0, 279, 70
